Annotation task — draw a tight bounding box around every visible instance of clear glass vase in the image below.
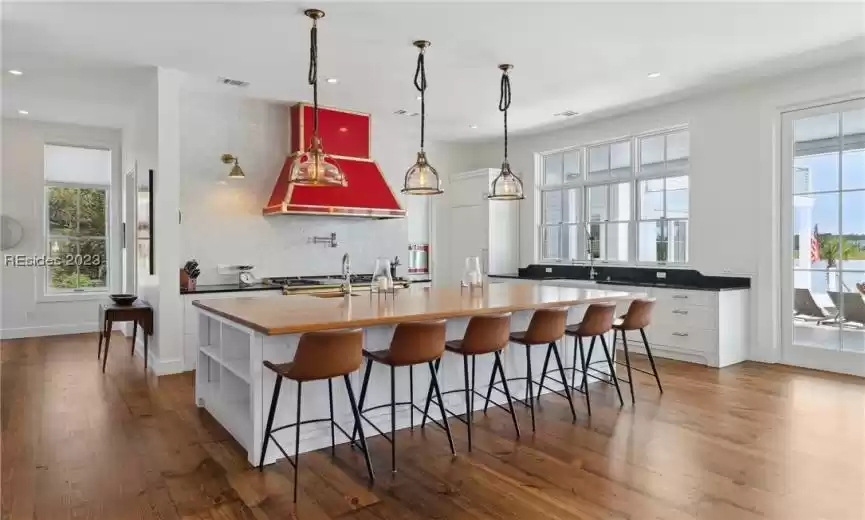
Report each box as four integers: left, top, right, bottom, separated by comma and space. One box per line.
372, 257, 394, 293
461, 256, 483, 288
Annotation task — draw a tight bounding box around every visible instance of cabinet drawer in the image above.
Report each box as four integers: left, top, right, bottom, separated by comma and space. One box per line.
652, 287, 717, 307
652, 302, 717, 330
641, 326, 717, 354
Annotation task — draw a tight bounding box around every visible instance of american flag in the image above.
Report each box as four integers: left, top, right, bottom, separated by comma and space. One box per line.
810, 225, 821, 264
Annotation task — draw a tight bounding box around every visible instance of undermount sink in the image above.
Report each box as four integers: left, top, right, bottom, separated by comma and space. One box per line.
312, 292, 360, 298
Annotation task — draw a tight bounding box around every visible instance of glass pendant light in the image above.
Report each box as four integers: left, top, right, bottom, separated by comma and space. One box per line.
488, 64, 524, 201
402, 40, 443, 195
289, 9, 347, 187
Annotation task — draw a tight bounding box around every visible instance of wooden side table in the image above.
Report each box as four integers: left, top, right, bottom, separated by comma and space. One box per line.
98, 300, 153, 373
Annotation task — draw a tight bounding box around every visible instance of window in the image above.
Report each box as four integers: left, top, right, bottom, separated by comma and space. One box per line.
44, 145, 110, 293
539, 128, 689, 265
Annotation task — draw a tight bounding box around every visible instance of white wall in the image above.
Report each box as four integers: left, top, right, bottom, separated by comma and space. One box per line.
0, 119, 122, 338
178, 88, 457, 284
450, 57, 865, 363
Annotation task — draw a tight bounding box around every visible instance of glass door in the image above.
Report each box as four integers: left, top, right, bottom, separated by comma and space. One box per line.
781, 98, 865, 376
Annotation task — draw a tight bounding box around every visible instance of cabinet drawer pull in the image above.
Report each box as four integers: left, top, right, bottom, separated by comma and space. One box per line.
672, 294, 689, 299
672, 309, 688, 315
672, 332, 689, 337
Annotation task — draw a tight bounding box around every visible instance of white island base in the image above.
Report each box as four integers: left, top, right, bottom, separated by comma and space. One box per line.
194, 305, 618, 466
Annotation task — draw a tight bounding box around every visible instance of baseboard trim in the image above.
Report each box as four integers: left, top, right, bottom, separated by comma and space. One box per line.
1, 322, 129, 340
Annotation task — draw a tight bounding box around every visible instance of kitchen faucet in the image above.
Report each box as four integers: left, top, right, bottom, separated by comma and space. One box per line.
586, 223, 598, 281
341, 253, 352, 295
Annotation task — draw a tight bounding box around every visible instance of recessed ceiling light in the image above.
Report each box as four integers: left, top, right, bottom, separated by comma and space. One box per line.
326, 78, 339, 84
647, 72, 661, 78
469, 124, 478, 129
8, 70, 23, 76
18, 110, 28, 115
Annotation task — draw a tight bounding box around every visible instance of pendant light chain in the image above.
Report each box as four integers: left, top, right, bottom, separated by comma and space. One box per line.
413, 48, 427, 151
499, 69, 512, 162
308, 18, 319, 135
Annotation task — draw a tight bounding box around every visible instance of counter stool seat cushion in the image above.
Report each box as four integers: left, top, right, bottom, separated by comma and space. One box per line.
444, 339, 468, 353
362, 349, 421, 367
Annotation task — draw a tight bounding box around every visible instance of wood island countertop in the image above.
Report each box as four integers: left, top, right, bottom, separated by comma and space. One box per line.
192, 283, 640, 335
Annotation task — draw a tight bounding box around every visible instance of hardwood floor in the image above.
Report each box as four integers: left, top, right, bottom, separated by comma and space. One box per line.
2, 332, 864, 519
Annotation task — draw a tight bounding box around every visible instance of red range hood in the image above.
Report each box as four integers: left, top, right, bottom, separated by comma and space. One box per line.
263, 103, 405, 219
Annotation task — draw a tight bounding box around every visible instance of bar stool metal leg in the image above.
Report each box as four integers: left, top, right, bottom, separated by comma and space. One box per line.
328, 379, 335, 456
580, 336, 596, 392
599, 334, 624, 406
293, 381, 303, 503
494, 351, 521, 438
621, 331, 636, 404
343, 374, 375, 486
525, 346, 536, 432
390, 365, 397, 473
463, 355, 473, 451
640, 328, 663, 393
420, 358, 441, 428
537, 343, 553, 401
409, 365, 415, 430
259, 376, 283, 470
350, 359, 373, 445
549, 341, 577, 422
428, 360, 456, 455
577, 336, 591, 417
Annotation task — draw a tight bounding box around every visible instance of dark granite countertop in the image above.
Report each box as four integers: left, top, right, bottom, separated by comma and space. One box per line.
181, 283, 282, 295
489, 266, 750, 292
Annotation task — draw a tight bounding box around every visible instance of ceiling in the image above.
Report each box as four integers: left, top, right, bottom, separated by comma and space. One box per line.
3, 1, 865, 140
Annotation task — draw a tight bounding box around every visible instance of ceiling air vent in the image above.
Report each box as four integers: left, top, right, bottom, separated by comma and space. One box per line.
218, 77, 250, 88
554, 110, 580, 117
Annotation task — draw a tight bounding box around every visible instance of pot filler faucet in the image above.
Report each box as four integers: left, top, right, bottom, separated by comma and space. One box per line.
341, 253, 352, 295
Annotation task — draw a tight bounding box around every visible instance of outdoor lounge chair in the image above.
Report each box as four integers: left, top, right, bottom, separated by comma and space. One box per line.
793, 288, 837, 324
827, 291, 865, 328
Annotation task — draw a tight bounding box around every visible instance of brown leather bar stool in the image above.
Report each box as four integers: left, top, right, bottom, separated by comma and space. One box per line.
613, 298, 662, 403
349, 320, 455, 473
482, 307, 577, 432
545, 302, 622, 415
420, 313, 520, 452
259, 328, 374, 503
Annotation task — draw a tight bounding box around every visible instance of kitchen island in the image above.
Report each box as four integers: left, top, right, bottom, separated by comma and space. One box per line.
192, 283, 639, 465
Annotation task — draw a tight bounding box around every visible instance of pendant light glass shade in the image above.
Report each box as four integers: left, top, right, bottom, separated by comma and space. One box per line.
288, 9, 347, 188
489, 161, 524, 200
290, 136, 346, 187
488, 64, 524, 201
403, 151, 442, 194
402, 40, 442, 195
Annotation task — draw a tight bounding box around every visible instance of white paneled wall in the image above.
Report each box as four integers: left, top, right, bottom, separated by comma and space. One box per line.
178, 90, 459, 284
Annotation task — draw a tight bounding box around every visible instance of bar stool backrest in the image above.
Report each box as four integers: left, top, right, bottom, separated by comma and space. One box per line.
620, 298, 656, 330
462, 313, 512, 354
389, 319, 447, 365
288, 328, 364, 381
573, 302, 616, 337
523, 307, 569, 344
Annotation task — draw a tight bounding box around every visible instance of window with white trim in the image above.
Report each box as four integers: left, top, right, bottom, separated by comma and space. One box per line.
44, 144, 110, 293
539, 128, 689, 265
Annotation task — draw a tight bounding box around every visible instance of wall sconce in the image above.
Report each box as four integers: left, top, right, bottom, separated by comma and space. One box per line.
221, 154, 245, 179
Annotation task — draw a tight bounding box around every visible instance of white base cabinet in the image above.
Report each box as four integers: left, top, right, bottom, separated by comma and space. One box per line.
598, 283, 749, 368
